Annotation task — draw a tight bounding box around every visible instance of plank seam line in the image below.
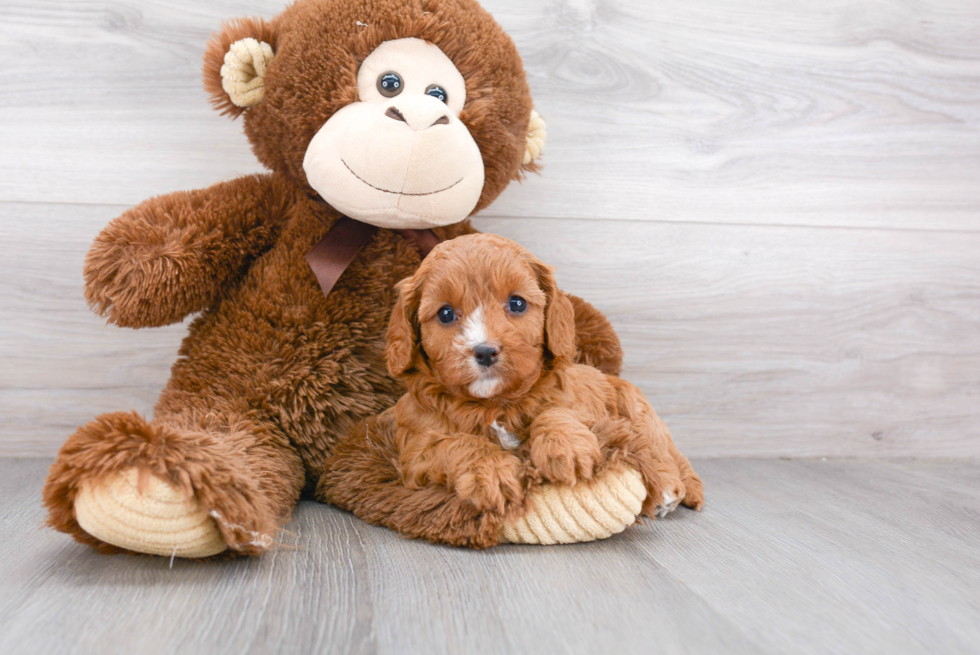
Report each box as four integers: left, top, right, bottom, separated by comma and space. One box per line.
478, 214, 980, 236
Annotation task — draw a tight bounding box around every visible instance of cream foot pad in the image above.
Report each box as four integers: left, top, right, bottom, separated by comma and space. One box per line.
74, 468, 227, 558
500, 466, 646, 544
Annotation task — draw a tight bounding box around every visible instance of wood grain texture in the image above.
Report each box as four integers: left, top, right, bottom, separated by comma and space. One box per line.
482, 217, 980, 459
3, 203, 978, 458
2, 0, 979, 457
0, 203, 188, 456
0, 0, 978, 229
2, 458, 978, 654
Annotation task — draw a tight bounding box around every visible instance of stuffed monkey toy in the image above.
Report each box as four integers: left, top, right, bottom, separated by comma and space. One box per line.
43, 0, 652, 557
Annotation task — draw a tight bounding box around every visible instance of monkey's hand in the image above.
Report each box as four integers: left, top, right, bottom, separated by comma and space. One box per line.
84, 174, 293, 328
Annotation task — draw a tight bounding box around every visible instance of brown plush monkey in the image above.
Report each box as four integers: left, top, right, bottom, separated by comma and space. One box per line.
43, 0, 655, 557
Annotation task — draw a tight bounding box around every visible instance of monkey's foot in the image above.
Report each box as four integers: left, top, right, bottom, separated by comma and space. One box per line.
75, 468, 227, 558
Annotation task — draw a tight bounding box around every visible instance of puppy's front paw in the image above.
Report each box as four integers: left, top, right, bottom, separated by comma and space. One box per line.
653, 477, 688, 517
680, 471, 704, 511
530, 427, 601, 485
453, 453, 524, 514
655, 488, 683, 518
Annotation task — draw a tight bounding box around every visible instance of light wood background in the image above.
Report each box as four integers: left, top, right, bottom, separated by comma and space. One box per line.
2, 0, 979, 458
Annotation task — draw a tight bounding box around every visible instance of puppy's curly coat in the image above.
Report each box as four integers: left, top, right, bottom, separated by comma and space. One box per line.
385, 234, 704, 518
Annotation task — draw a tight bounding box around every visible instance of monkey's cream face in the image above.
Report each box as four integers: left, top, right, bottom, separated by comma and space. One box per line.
303, 38, 486, 229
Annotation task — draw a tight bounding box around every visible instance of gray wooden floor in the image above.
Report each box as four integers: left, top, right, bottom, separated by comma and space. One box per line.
2, 458, 978, 655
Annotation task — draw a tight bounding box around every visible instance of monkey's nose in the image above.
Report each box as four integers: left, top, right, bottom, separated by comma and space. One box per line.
385, 97, 451, 131
473, 344, 499, 368
385, 106, 408, 123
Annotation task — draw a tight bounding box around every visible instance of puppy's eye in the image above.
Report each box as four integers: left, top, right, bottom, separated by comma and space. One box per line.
508, 296, 528, 314
437, 305, 456, 324
378, 72, 403, 97
425, 84, 448, 104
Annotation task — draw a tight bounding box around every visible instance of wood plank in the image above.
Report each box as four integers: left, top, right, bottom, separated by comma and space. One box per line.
0, 202, 188, 455
880, 458, 980, 496
0, 459, 761, 655
2, 458, 978, 654
348, 517, 766, 654
0, 462, 372, 654
633, 458, 980, 655
481, 216, 980, 458
3, 204, 979, 458
1, 0, 978, 230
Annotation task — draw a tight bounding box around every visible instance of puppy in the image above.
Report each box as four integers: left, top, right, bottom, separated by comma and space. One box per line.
385, 233, 703, 517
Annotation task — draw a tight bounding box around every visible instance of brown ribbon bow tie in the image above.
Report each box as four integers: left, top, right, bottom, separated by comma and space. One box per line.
305, 216, 442, 298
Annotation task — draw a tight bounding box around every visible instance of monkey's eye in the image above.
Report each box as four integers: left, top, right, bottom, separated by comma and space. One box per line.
437, 305, 456, 324
425, 84, 448, 104
378, 72, 404, 97
508, 296, 528, 314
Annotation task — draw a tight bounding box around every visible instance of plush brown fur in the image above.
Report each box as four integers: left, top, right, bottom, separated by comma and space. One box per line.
373, 234, 702, 518
203, 0, 540, 210
43, 0, 626, 555
322, 409, 510, 548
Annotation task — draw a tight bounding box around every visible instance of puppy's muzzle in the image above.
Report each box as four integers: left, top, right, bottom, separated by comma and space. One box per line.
473, 343, 499, 368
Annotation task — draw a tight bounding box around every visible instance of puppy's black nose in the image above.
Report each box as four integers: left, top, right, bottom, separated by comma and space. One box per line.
473, 344, 499, 368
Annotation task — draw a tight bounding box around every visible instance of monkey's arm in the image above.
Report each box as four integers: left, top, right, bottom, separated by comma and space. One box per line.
566, 294, 623, 376
84, 174, 295, 328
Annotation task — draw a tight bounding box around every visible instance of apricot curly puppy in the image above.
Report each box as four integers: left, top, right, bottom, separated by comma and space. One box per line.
386, 234, 704, 519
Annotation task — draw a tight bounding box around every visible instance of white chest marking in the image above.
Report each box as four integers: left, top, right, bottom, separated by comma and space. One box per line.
491, 420, 522, 450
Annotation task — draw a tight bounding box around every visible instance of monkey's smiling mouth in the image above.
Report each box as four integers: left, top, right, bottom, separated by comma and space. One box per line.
342, 159, 463, 197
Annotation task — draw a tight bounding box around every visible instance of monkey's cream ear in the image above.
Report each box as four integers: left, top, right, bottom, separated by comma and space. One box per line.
221, 38, 275, 108
203, 17, 278, 118
522, 109, 548, 169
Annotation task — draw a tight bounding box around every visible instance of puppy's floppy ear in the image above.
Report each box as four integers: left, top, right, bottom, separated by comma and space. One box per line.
203, 17, 279, 118
532, 260, 576, 363
386, 273, 424, 377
